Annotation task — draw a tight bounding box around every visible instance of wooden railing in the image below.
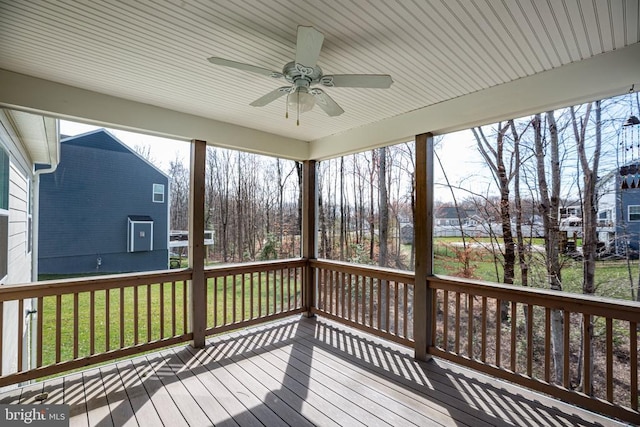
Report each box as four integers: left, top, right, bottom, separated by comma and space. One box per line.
310, 259, 415, 347
0, 257, 637, 423
428, 275, 640, 424
204, 259, 306, 335
0, 269, 193, 387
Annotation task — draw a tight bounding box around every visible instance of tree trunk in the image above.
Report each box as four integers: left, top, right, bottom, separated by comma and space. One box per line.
573, 101, 595, 393
535, 111, 564, 383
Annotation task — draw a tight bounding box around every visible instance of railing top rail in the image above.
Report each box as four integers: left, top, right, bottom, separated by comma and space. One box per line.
429, 275, 640, 322
0, 269, 193, 301
310, 259, 415, 284
205, 258, 307, 277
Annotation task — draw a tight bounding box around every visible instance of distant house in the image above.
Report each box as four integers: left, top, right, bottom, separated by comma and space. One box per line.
38, 129, 170, 274
0, 109, 58, 385
596, 162, 640, 254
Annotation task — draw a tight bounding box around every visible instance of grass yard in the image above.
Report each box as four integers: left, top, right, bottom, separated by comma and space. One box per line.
39, 272, 302, 368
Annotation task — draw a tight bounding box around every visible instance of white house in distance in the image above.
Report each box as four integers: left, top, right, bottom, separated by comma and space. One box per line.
0, 109, 58, 386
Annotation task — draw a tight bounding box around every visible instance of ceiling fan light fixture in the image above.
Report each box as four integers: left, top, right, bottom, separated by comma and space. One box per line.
288, 88, 316, 113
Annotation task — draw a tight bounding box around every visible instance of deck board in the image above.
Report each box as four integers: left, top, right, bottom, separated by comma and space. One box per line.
0, 315, 627, 427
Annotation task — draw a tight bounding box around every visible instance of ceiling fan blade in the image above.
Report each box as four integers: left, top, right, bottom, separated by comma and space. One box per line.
250, 86, 292, 107
208, 57, 283, 78
295, 26, 324, 68
320, 74, 393, 88
310, 89, 344, 116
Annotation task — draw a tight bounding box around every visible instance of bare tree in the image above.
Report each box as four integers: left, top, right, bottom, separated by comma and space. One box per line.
535, 111, 565, 383
573, 101, 595, 393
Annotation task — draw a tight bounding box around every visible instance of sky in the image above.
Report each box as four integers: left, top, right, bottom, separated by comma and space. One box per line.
58, 118, 488, 204
59, 120, 190, 173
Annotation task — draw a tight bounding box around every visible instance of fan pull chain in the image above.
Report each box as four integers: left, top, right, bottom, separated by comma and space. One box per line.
297, 90, 300, 126
285, 93, 289, 119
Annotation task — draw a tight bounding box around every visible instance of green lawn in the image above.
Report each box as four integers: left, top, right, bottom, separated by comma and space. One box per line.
40, 273, 301, 367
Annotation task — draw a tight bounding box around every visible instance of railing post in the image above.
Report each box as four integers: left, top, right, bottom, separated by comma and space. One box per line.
302, 160, 317, 317
189, 139, 206, 348
414, 133, 434, 360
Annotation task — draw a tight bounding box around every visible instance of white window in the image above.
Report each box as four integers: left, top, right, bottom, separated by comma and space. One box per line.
0, 146, 9, 283
152, 183, 164, 203
628, 205, 640, 222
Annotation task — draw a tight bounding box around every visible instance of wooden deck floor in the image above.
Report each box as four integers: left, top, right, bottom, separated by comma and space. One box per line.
0, 315, 626, 427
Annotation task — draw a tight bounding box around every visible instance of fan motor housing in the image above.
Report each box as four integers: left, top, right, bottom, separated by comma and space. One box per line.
283, 61, 322, 87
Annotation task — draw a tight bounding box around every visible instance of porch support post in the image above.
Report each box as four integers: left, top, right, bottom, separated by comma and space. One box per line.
302, 160, 317, 317
189, 139, 207, 348
414, 133, 434, 360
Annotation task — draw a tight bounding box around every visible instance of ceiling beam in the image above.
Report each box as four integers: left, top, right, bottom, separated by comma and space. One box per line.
0, 69, 309, 161
310, 42, 640, 160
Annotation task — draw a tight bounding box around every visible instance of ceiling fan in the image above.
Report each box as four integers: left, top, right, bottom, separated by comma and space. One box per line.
207, 25, 393, 124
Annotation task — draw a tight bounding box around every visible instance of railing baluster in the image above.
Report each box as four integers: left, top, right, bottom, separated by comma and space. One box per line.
369, 276, 373, 327
280, 269, 284, 314
385, 280, 390, 333
90, 291, 95, 355
394, 281, 399, 335
242, 273, 246, 321
56, 295, 62, 363
224, 275, 228, 324
545, 307, 551, 382
630, 321, 637, 411
182, 280, 187, 333
17, 299, 23, 371
250, 273, 254, 320
258, 271, 262, 318
74, 293, 79, 358
36, 297, 43, 367
377, 278, 382, 329
563, 310, 570, 388
454, 292, 461, 354
606, 318, 613, 403
347, 273, 352, 321
287, 268, 291, 312
105, 289, 110, 351
510, 301, 517, 372
361, 276, 367, 327
429, 286, 436, 344
133, 286, 139, 345
353, 275, 360, 323
481, 296, 487, 362
443, 290, 449, 351
526, 304, 533, 377
495, 298, 501, 367
265, 271, 270, 316
119, 288, 124, 349
233, 274, 238, 323
468, 293, 473, 358
339, 273, 346, 318
173, 280, 177, 335
329, 270, 334, 315
147, 284, 152, 342
272, 270, 277, 315
402, 283, 408, 338
583, 314, 591, 396
160, 282, 165, 339
293, 268, 302, 308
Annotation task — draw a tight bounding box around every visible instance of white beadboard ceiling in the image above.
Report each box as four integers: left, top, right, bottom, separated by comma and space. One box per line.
0, 0, 639, 160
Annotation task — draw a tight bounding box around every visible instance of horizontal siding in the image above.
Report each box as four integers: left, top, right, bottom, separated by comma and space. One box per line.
6, 151, 31, 285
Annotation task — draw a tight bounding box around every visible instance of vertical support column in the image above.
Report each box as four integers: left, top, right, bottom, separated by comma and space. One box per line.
414, 133, 434, 360
302, 160, 317, 317
189, 139, 206, 348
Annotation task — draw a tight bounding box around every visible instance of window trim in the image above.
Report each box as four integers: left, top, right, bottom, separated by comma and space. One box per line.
152, 183, 165, 203
628, 205, 640, 222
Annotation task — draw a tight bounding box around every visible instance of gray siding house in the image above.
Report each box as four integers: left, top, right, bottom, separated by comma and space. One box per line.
38, 129, 169, 274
